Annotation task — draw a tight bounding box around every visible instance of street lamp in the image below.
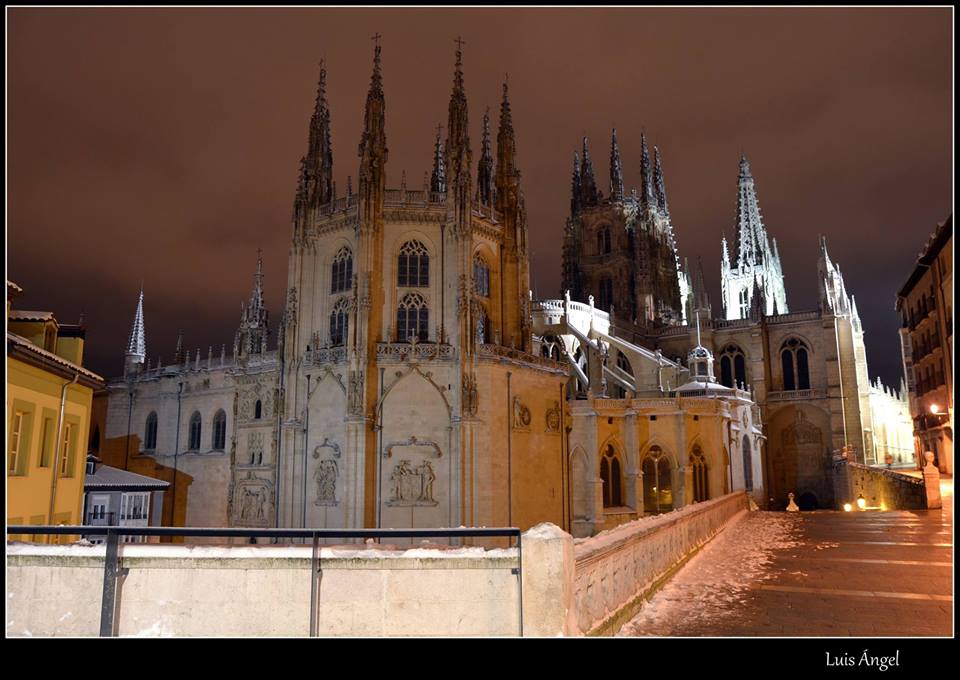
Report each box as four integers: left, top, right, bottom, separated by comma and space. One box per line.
930, 404, 941, 415
856, 493, 866, 510
843, 503, 853, 512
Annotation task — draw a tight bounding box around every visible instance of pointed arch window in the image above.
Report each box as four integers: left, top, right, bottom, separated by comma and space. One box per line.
255, 400, 263, 420
398, 240, 429, 287
598, 278, 614, 313
719, 345, 747, 389
600, 444, 623, 507
212, 410, 227, 451
144, 412, 158, 451
642, 446, 673, 514
475, 303, 488, 345
739, 288, 750, 318
690, 446, 709, 502
597, 226, 612, 255
330, 297, 349, 347
781, 338, 810, 391
473, 255, 490, 297
188, 412, 202, 451
331, 247, 353, 294
397, 292, 429, 342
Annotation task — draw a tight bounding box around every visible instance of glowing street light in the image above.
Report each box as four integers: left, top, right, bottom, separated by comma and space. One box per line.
856, 494, 866, 510
930, 404, 941, 415
843, 503, 853, 512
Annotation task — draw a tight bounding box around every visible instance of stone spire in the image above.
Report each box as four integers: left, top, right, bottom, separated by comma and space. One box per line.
304, 60, 334, 209
124, 288, 146, 376
609, 128, 624, 202
640, 133, 655, 211
446, 37, 472, 214
734, 155, 770, 269
235, 250, 270, 358
477, 107, 495, 206
579, 137, 599, 208
693, 256, 710, 314
495, 78, 517, 197
570, 150, 582, 217
358, 37, 388, 208
653, 145, 669, 216
174, 329, 185, 365
430, 126, 446, 194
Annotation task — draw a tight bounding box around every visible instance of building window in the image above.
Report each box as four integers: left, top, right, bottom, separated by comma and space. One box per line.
188, 412, 202, 450
39, 416, 54, 467
473, 255, 490, 297
331, 246, 353, 294
212, 410, 227, 451
145, 412, 158, 451
254, 400, 262, 420
397, 292, 429, 342
742, 435, 753, 492
781, 338, 810, 391
59, 423, 74, 477
598, 226, 611, 255
476, 304, 488, 345
642, 447, 673, 514
9, 411, 26, 475
739, 288, 750, 318
598, 278, 614, 313
600, 445, 624, 507
330, 298, 349, 346
398, 240, 429, 287
719, 345, 747, 388
690, 446, 709, 502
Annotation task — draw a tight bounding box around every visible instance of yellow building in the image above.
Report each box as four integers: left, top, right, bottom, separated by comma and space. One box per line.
7, 280, 105, 542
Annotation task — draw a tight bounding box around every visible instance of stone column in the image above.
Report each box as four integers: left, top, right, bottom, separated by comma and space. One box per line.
623, 409, 642, 514
568, 402, 599, 537
520, 523, 578, 636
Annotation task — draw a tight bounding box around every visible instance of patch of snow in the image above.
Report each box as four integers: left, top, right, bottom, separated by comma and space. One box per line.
130, 620, 174, 637
618, 511, 802, 637
58, 612, 73, 623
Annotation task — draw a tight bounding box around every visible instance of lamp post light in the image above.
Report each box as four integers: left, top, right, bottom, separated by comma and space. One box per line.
856, 493, 866, 510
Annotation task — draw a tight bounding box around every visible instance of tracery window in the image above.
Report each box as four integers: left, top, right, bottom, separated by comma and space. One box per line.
642, 446, 673, 514
781, 338, 810, 391
598, 278, 614, 313
331, 247, 353, 294
739, 288, 750, 318
330, 297, 349, 346
398, 240, 429, 287
690, 446, 709, 503
598, 226, 611, 255
473, 255, 490, 297
144, 412, 158, 451
212, 410, 226, 451
600, 445, 624, 507
719, 345, 747, 389
188, 412, 202, 451
397, 292, 429, 342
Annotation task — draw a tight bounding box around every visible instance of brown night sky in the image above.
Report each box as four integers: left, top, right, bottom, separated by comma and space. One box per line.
7, 8, 953, 386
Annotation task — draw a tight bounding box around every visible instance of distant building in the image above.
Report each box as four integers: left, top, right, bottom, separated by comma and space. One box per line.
82, 454, 169, 544
895, 215, 953, 474
7, 280, 105, 542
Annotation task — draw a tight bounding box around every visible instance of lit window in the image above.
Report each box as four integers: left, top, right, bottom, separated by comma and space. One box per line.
398, 240, 429, 287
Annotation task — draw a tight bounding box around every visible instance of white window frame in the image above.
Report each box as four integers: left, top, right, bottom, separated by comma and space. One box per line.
9, 411, 24, 474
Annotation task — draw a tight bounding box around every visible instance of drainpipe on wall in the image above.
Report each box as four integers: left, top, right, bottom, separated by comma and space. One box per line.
48, 373, 80, 526
301, 374, 311, 534
506, 371, 513, 528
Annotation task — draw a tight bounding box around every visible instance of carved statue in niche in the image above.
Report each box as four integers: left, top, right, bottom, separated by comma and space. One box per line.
462, 372, 478, 417
348, 370, 365, 415
387, 459, 438, 507
545, 400, 561, 433
513, 396, 531, 430
240, 486, 268, 522
314, 458, 339, 506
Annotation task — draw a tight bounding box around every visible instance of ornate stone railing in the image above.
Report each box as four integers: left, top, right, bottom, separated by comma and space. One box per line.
767, 310, 822, 324
316, 195, 358, 216
305, 346, 347, 365
380, 189, 448, 207
766, 388, 827, 402
712, 317, 754, 330
375, 342, 456, 362
477, 344, 567, 371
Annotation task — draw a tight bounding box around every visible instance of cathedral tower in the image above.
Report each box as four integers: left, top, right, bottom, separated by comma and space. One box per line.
720, 156, 788, 319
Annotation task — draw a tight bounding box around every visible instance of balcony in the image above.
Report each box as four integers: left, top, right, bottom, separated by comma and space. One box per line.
766, 388, 827, 402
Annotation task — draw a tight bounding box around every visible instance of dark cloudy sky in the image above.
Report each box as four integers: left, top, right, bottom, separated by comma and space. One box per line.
8, 8, 952, 387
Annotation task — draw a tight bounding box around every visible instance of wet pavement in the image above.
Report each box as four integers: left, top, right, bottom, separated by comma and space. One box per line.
619, 486, 952, 637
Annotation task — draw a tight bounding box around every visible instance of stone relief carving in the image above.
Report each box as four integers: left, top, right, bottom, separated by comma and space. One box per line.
232, 473, 272, 526
782, 410, 822, 447
387, 459, 438, 507
384, 435, 442, 459
313, 437, 342, 459
313, 458, 339, 506
462, 372, 478, 417
513, 396, 531, 430
545, 400, 561, 434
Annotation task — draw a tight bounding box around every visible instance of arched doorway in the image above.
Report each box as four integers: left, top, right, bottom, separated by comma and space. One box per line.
798, 492, 818, 510
690, 446, 709, 503
642, 446, 673, 514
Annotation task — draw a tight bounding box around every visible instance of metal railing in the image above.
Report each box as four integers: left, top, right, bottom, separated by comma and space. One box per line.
7, 525, 523, 638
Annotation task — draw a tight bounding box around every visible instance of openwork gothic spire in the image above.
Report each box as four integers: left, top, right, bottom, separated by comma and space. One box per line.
477, 107, 495, 205
570, 150, 582, 217
235, 250, 270, 358
305, 60, 334, 208
609, 128, 624, 201
430, 125, 446, 194
579, 137, 599, 208
126, 288, 146, 360
495, 78, 518, 196
446, 37, 471, 204
640, 132, 655, 211
653, 145, 669, 216
358, 36, 388, 200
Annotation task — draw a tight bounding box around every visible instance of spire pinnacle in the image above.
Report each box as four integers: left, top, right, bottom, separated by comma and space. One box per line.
477, 107, 495, 205
653, 145, 669, 216
430, 125, 446, 193
579, 137, 599, 208
495, 77, 518, 197
609, 128, 624, 201
640, 132, 654, 211
125, 288, 146, 359
570, 150, 582, 217
446, 37, 471, 198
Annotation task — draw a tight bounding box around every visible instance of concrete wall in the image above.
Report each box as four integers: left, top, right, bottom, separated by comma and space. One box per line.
571, 491, 749, 636
844, 462, 928, 510
7, 542, 522, 637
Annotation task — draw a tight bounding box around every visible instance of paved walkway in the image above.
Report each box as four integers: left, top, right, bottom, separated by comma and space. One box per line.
619, 489, 952, 637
